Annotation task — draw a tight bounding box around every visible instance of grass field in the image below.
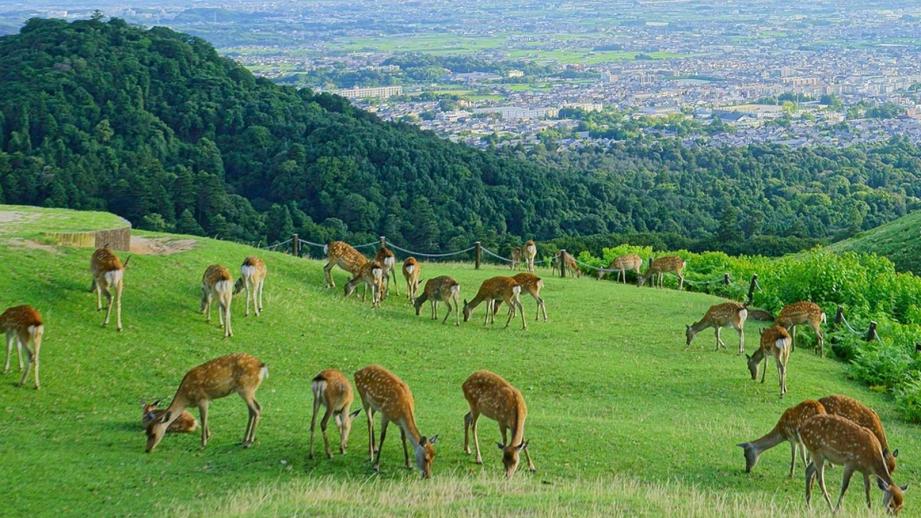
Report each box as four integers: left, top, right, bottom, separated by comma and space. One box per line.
0, 206, 918, 516
830, 210, 921, 275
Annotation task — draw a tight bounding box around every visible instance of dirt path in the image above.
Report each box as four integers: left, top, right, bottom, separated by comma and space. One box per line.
130, 236, 196, 255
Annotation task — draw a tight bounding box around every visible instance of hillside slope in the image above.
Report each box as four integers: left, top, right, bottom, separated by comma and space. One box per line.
831, 210, 921, 274
0, 206, 917, 516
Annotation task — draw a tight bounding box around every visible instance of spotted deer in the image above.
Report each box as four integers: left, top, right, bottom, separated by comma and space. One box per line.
819, 394, 898, 474
776, 301, 826, 356
492, 273, 548, 322
375, 244, 399, 298
1, 305, 44, 389
354, 365, 438, 478
637, 256, 685, 289
90, 246, 128, 331
524, 240, 537, 272
598, 254, 644, 283
323, 241, 367, 288
344, 261, 385, 309
685, 302, 748, 353
746, 325, 793, 398
145, 353, 267, 452
738, 399, 827, 477
510, 247, 522, 270
414, 276, 462, 326
402, 257, 421, 303
462, 276, 527, 330
462, 370, 536, 478
559, 250, 581, 278
200, 264, 234, 337
141, 400, 198, 433
309, 368, 362, 460
800, 414, 908, 514
233, 256, 267, 317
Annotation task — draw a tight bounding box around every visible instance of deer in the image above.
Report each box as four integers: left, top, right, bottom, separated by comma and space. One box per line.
200, 264, 234, 338
819, 394, 898, 474
354, 365, 438, 478
309, 368, 362, 460
141, 400, 198, 433
375, 244, 399, 298
491, 272, 548, 322
323, 241, 367, 289
414, 276, 462, 326
462, 276, 527, 330
233, 256, 267, 317
746, 325, 793, 398
598, 254, 644, 283
344, 261, 385, 309
558, 250, 581, 278
90, 245, 128, 331
737, 399, 827, 477
402, 257, 421, 303
1, 305, 44, 389
462, 370, 536, 478
524, 240, 537, 272
510, 247, 521, 270
637, 256, 685, 289
145, 352, 267, 452
685, 302, 748, 354
776, 301, 826, 356
800, 414, 908, 514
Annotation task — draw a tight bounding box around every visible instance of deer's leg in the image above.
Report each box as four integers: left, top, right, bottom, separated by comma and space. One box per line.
471, 412, 483, 464
539, 297, 548, 321
94, 279, 104, 310
102, 286, 114, 327
323, 262, 335, 288
761, 354, 768, 383
4, 333, 14, 373
464, 411, 472, 455
431, 300, 437, 320
400, 427, 410, 468
678, 273, 685, 290
738, 324, 745, 355
364, 405, 375, 461
372, 417, 390, 472
862, 473, 872, 509
716, 327, 725, 350
805, 461, 817, 506
518, 300, 527, 330
816, 459, 833, 511
791, 325, 797, 352
834, 464, 856, 512
241, 392, 261, 447
30, 336, 39, 390
222, 295, 232, 337
17, 336, 31, 387
258, 279, 265, 313
320, 407, 334, 459
523, 439, 536, 472
778, 360, 786, 397
453, 294, 461, 326
442, 300, 452, 324
789, 441, 797, 478
813, 321, 824, 356
308, 395, 320, 459
500, 424, 508, 446
199, 401, 211, 447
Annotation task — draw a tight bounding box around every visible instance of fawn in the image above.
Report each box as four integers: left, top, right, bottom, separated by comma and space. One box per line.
414, 276, 462, 326
233, 256, 267, 317
402, 257, 421, 303
738, 399, 826, 476
637, 256, 685, 289
344, 261, 385, 308
510, 247, 521, 270
375, 244, 399, 298
324, 241, 367, 289
819, 394, 898, 474
201, 264, 234, 337
91, 246, 128, 331
1, 305, 44, 389
309, 369, 362, 459
685, 302, 748, 353
558, 250, 581, 278
747, 325, 793, 398
776, 301, 826, 356
598, 254, 643, 283
141, 400, 198, 433
463, 276, 527, 330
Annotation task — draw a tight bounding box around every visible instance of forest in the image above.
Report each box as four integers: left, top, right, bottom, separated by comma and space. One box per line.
1, 17, 920, 255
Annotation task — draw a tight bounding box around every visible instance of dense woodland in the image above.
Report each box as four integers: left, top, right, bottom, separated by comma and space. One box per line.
1, 18, 921, 255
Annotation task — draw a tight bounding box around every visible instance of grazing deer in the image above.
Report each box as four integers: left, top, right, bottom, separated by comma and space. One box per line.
510, 247, 521, 270
598, 254, 644, 283
685, 302, 748, 353
1, 305, 44, 389
200, 264, 234, 338
141, 400, 198, 433
492, 273, 548, 322
344, 261, 385, 309
819, 394, 898, 474
637, 256, 685, 289
145, 353, 267, 452
524, 240, 537, 272
375, 244, 399, 298
90, 246, 128, 331
233, 256, 267, 317
309, 368, 362, 459
354, 365, 438, 478
462, 276, 527, 330
402, 257, 421, 303
414, 276, 462, 326
776, 301, 826, 356
558, 250, 581, 278
800, 414, 908, 514
746, 325, 793, 398
462, 370, 536, 478
323, 241, 367, 289
737, 399, 827, 477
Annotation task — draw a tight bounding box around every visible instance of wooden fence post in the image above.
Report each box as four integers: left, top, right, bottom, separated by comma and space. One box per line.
865, 321, 880, 342
292, 233, 299, 257
746, 274, 759, 305
559, 250, 566, 278
474, 241, 481, 270
833, 306, 845, 331
722, 273, 731, 285
379, 235, 386, 249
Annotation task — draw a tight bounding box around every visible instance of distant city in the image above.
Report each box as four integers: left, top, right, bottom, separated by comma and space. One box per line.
4, 0, 921, 149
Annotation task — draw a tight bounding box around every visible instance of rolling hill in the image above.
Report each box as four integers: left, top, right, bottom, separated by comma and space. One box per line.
0, 205, 917, 516
831, 210, 921, 275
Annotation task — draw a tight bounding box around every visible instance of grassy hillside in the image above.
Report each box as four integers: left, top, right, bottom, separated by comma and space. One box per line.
831, 210, 921, 274
0, 205, 918, 517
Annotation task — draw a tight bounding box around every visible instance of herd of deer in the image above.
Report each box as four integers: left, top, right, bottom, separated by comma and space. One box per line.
0, 240, 909, 512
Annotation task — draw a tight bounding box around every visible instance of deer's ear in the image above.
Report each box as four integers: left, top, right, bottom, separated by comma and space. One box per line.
878, 477, 889, 491
428, 435, 439, 445
900, 484, 909, 492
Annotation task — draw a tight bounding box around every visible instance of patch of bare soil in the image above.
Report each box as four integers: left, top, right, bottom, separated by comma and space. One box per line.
5, 238, 61, 254
130, 236, 197, 255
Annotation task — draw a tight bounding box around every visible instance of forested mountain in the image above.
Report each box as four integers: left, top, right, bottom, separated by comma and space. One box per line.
1, 17, 920, 253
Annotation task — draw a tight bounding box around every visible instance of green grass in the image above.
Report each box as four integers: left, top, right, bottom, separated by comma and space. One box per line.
830, 211, 921, 274
0, 205, 918, 516
0, 204, 128, 238
333, 34, 509, 55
